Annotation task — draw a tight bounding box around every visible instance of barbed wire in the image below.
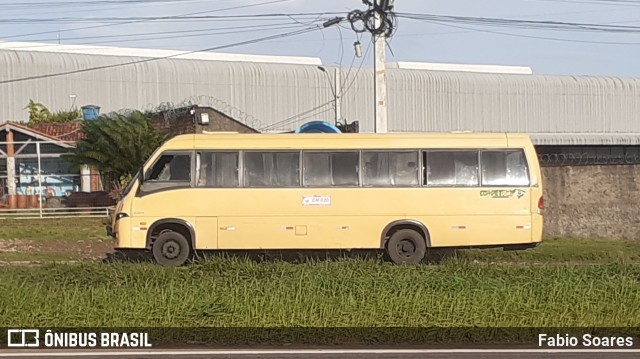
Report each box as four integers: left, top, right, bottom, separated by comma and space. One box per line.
538, 152, 640, 166
141, 95, 262, 130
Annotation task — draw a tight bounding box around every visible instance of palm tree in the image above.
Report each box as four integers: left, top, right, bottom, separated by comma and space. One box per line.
63, 110, 170, 186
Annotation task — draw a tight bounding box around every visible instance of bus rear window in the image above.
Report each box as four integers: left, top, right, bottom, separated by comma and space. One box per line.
481, 150, 530, 186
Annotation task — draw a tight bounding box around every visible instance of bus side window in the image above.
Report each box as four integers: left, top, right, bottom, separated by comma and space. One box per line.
481, 150, 530, 186
198, 152, 239, 188
425, 151, 479, 186
363, 151, 419, 186
147, 154, 191, 182
244, 152, 300, 187
303, 152, 332, 186
303, 152, 359, 187
363, 152, 390, 186
390, 152, 419, 186
330, 152, 359, 186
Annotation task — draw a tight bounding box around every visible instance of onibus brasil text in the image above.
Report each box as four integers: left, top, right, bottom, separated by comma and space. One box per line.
7, 329, 152, 348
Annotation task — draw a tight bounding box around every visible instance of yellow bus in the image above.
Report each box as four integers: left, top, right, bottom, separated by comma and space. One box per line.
107, 132, 543, 266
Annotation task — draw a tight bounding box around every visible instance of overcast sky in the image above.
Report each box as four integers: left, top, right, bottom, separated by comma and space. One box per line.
1, 0, 640, 77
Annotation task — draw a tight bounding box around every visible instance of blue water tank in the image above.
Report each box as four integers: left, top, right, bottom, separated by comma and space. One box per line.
295, 121, 342, 134
81, 105, 101, 121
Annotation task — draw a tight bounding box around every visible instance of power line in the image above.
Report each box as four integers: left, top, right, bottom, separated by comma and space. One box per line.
337, 27, 361, 93
83, 24, 310, 45
0, 12, 345, 25
0, 0, 206, 5
341, 38, 372, 100
396, 12, 640, 34
259, 101, 334, 131
0, 0, 212, 18
529, 0, 640, 6
2, 0, 294, 39
18, 23, 312, 46
419, 19, 640, 45
0, 26, 323, 85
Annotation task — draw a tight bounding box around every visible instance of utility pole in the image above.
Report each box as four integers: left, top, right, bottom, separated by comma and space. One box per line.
329, 1, 396, 132
373, 10, 387, 133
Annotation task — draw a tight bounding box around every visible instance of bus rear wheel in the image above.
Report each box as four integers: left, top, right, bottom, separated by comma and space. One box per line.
152, 231, 191, 266
386, 229, 426, 265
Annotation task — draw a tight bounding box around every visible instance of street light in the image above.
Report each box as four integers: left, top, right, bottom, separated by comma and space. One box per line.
317, 66, 341, 124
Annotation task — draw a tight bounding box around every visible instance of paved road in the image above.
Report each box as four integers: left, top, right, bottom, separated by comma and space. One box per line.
1, 349, 639, 358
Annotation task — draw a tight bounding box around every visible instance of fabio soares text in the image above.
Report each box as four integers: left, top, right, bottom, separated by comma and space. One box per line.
538, 334, 635, 348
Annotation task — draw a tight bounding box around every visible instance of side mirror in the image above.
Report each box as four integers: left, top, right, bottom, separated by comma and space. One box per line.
138, 168, 145, 184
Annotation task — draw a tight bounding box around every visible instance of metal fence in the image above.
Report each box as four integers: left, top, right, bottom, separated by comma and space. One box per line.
0, 206, 113, 220
1, 137, 114, 216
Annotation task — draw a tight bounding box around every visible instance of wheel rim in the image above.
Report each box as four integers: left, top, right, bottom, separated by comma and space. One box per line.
396, 238, 417, 258
162, 240, 181, 260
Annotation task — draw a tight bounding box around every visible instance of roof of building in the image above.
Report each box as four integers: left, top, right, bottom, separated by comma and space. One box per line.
387, 61, 533, 74
2, 42, 640, 145
0, 41, 323, 66
28, 122, 84, 141
0, 122, 75, 148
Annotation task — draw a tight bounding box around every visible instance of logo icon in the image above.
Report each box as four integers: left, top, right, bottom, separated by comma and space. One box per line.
7, 329, 40, 348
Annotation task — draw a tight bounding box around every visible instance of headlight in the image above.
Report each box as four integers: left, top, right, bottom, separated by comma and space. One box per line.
115, 212, 129, 221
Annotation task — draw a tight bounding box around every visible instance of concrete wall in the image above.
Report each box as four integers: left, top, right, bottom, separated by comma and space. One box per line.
150, 107, 258, 136
542, 165, 640, 239
193, 107, 258, 134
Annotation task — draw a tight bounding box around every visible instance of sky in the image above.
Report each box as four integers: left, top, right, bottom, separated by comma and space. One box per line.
1, 0, 640, 77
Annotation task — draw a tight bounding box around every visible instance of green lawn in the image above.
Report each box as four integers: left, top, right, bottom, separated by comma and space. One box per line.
450, 237, 640, 264
0, 217, 108, 241
0, 259, 638, 344
1, 219, 639, 345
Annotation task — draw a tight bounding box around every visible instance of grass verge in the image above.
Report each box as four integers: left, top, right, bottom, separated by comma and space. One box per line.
0, 217, 108, 241
0, 251, 80, 262
0, 259, 638, 344
448, 237, 640, 264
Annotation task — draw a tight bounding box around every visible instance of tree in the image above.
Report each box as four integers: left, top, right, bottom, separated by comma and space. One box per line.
24, 100, 51, 124
25, 99, 82, 124
63, 111, 170, 185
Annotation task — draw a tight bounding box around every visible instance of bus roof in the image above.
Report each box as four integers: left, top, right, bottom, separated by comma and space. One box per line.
163, 132, 532, 151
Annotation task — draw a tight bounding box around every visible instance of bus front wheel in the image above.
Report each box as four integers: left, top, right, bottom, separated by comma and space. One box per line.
152, 231, 191, 266
386, 229, 426, 265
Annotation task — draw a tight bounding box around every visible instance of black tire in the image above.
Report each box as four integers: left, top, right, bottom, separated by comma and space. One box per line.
152, 231, 191, 266
386, 229, 427, 265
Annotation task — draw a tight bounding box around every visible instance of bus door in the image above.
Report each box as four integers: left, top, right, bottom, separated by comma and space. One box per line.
192, 151, 242, 250
478, 149, 532, 244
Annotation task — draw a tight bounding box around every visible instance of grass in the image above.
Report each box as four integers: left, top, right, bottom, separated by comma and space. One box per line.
0, 251, 80, 262
449, 237, 640, 264
0, 258, 638, 344
0, 217, 108, 242
0, 219, 638, 345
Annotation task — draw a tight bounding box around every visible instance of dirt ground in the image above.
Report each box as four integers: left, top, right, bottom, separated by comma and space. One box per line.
0, 239, 115, 262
